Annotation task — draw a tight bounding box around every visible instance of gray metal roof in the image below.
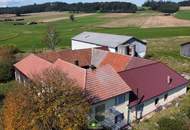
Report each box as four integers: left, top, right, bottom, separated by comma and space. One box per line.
72, 32, 133, 48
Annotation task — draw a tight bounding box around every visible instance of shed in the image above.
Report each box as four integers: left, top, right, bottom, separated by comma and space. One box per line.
72, 32, 147, 58
181, 42, 190, 57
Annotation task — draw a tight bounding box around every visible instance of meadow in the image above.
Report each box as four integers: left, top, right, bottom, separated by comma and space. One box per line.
1, 12, 190, 51
175, 10, 190, 20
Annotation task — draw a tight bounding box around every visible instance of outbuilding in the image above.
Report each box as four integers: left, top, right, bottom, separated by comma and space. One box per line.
181, 42, 190, 57
72, 32, 147, 58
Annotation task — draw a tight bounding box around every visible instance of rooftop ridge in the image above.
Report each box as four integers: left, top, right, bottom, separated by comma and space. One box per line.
119, 61, 160, 73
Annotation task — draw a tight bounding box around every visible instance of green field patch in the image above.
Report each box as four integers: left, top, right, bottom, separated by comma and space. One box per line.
0, 33, 20, 42
175, 10, 190, 20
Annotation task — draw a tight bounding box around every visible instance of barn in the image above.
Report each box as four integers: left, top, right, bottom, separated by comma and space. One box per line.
72, 32, 147, 58
181, 42, 190, 57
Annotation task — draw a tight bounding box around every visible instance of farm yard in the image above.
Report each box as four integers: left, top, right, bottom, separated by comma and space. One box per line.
1, 7, 190, 130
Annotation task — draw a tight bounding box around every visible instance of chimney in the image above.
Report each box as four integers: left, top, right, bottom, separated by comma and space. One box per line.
167, 76, 172, 84
74, 60, 79, 66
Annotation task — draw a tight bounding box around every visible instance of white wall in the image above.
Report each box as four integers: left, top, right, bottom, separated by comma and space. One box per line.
15, 69, 28, 84
129, 85, 187, 122
90, 93, 129, 129
131, 41, 146, 58
72, 40, 116, 52
72, 40, 100, 50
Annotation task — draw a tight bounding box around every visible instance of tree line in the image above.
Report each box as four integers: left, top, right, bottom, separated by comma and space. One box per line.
179, 0, 190, 6
0, 2, 137, 14
143, 0, 179, 13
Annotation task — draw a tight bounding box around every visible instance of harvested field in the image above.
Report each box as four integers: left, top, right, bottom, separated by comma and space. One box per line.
99, 13, 132, 18
0, 12, 95, 22
142, 15, 190, 28
100, 14, 190, 28
180, 6, 190, 10
41, 13, 94, 22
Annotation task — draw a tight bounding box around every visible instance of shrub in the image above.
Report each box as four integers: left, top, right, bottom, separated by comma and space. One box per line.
158, 2, 179, 14
0, 46, 18, 82
157, 116, 188, 130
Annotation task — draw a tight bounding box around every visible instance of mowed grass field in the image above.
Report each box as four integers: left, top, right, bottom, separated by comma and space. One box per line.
175, 10, 190, 20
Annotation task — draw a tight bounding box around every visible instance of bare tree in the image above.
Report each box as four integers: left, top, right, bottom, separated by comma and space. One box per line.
43, 25, 60, 50
3, 68, 90, 130
70, 14, 75, 22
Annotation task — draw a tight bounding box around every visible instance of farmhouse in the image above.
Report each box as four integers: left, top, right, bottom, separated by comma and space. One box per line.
72, 32, 147, 58
181, 42, 190, 57
14, 48, 188, 130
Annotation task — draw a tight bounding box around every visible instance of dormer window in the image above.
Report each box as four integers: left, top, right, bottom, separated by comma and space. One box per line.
167, 76, 172, 84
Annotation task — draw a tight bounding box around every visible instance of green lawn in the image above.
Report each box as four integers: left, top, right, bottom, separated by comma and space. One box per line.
175, 10, 190, 20
1, 13, 190, 51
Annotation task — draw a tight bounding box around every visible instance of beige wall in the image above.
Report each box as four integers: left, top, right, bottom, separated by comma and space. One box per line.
129, 85, 187, 122
90, 93, 130, 129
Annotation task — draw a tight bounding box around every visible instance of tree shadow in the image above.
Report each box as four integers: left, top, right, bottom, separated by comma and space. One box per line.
0, 95, 5, 107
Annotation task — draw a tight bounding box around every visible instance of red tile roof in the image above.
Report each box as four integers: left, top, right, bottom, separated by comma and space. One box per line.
14, 54, 52, 79
99, 53, 131, 72
38, 49, 92, 67
119, 62, 189, 107
86, 65, 131, 103
52, 59, 87, 88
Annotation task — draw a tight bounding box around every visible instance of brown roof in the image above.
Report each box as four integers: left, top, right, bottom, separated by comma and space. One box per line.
126, 57, 157, 70
38, 49, 92, 67
52, 59, 87, 88
14, 54, 52, 79
86, 65, 131, 103
99, 52, 131, 72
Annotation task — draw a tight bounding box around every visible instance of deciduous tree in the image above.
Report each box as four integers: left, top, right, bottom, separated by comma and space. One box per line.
3, 69, 90, 130
43, 25, 60, 50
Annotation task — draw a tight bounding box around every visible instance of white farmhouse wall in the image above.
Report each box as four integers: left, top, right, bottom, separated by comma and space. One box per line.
131, 41, 146, 58
91, 93, 129, 129
129, 85, 187, 122
72, 40, 100, 50
15, 69, 28, 84
108, 48, 116, 53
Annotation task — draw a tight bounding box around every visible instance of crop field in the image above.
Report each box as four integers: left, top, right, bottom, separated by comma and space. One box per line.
99, 11, 190, 28
0, 12, 94, 22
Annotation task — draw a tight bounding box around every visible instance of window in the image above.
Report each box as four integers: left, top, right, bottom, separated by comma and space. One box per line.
155, 98, 159, 105
164, 94, 168, 101
115, 94, 125, 105
95, 104, 105, 122
115, 113, 124, 124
